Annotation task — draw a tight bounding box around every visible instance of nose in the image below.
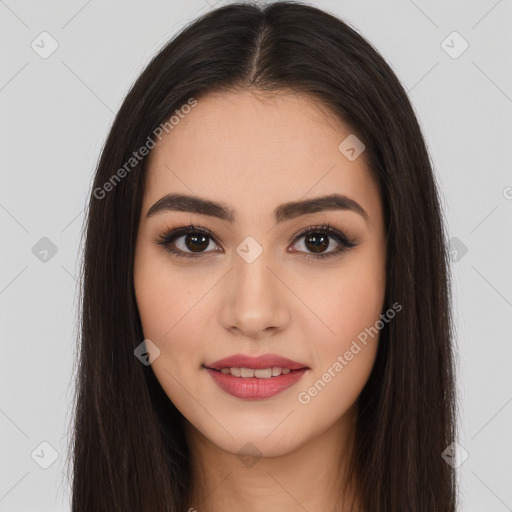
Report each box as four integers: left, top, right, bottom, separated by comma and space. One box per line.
219, 251, 291, 339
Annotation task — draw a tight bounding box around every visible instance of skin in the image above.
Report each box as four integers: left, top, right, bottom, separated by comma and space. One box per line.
134, 89, 387, 512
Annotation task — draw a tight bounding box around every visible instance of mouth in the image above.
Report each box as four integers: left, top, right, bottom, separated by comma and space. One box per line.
203, 353, 310, 399
204, 366, 303, 378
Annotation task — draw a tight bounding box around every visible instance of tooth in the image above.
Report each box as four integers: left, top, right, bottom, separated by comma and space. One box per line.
240, 367, 255, 378
220, 367, 293, 378
272, 367, 282, 377
254, 368, 272, 379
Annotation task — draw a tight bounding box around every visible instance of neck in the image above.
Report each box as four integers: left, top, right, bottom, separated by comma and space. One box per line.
183, 403, 361, 512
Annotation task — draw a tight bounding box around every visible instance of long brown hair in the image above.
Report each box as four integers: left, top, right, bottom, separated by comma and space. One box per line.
69, 2, 458, 510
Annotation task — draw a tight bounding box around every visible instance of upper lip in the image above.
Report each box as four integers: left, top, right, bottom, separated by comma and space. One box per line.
204, 353, 309, 371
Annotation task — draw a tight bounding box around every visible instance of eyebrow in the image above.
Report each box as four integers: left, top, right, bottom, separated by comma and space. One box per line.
146, 193, 370, 226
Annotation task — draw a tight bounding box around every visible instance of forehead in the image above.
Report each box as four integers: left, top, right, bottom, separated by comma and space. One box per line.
144, 90, 380, 227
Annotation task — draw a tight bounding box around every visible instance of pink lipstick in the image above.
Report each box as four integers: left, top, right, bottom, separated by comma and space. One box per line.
204, 353, 309, 400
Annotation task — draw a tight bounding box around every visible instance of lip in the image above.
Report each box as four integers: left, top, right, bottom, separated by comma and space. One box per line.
204, 367, 309, 400
203, 353, 310, 400
204, 353, 309, 371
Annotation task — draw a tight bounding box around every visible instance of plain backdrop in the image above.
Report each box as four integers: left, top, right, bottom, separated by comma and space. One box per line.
1, 1, 511, 510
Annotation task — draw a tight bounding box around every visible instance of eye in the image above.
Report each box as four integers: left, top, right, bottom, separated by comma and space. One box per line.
155, 222, 357, 260
155, 224, 221, 259
289, 223, 357, 260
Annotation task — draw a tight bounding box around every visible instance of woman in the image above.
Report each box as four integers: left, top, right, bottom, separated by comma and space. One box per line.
69, 2, 458, 510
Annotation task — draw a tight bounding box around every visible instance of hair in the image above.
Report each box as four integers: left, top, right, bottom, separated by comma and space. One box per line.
68, 1, 458, 510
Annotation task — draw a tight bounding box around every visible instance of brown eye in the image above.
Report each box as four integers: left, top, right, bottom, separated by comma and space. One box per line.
155, 225, 220, 259
182, 233, 210, 252
156, 223, 357, 261
303, 232, 330, 253
290, 224, 357, 260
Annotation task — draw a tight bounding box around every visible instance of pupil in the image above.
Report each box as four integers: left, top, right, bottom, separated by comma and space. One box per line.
305, 233, 328, 253
186, 233, 209, 252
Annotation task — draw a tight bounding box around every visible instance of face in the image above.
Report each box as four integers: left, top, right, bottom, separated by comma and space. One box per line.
134, 90, 386, 458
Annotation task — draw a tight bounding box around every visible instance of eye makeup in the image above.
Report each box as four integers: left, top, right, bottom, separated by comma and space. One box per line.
154, 221, 358, 262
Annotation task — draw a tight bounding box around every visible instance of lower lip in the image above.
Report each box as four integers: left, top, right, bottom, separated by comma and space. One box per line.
205, 368, 308, 400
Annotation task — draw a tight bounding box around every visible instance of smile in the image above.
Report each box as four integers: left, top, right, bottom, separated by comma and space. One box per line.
203, 352, 310, 399
219, 367, 292, 378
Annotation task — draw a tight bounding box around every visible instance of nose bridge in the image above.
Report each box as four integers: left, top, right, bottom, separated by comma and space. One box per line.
220, 245, 290, 337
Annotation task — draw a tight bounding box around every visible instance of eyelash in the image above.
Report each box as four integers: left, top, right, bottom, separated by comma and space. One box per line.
154, 222, 357, 261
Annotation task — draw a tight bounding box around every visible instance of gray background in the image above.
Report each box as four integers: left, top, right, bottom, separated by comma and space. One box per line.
1, 0, 511, 510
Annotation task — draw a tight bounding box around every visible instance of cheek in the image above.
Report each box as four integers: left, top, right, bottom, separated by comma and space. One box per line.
300, 255, 385, 344
296, 256, 385, 399
330, 272, 385, 341
133, 253, 221, 428
134, 248, 213, 372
